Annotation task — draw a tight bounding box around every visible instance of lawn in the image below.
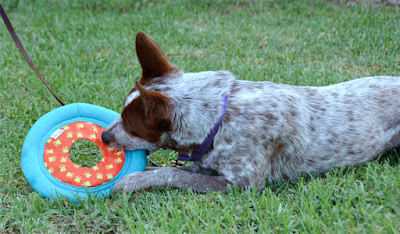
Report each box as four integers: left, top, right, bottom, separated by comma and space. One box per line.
1, 0, 400, 232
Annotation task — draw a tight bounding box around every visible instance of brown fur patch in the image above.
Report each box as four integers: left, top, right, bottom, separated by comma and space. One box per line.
135, 31, 178, 80
121, 82, 172, 143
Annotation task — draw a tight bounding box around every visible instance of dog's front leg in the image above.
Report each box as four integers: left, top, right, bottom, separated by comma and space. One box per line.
112, 167, 233, 193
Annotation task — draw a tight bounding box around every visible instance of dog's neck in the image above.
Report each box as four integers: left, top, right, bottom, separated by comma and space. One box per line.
157, 71, 235, 152
177, 94, 230, 161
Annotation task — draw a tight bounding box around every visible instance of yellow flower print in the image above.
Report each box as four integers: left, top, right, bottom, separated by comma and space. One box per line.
48, 156, 56, 162
53, 140, 61, 147
107, 147, 114, 152
106, 173, 114, 180
84, 172, 92, 178
62, 146, 69, 153
96, 173, 103, 179
59, 165, 67, 172
74, 176, 82, 183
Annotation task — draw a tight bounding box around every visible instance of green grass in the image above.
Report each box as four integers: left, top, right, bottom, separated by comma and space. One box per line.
69, 139, 104, 168
1, 0, 400, 232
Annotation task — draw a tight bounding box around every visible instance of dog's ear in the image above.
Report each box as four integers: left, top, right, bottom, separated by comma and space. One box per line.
135, 81, 172, 132
135, 31, 177, 79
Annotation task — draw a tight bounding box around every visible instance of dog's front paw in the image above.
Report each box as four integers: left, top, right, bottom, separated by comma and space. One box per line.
112, 171, 159, 194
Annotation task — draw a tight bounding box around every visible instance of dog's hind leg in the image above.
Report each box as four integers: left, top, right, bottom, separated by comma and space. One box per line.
385, 125, 400, 152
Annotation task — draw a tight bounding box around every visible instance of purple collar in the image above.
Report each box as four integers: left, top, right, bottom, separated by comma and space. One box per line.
178, 94, 230, 162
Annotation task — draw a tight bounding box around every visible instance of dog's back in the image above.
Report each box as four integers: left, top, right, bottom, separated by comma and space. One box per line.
212, 76, 400, 183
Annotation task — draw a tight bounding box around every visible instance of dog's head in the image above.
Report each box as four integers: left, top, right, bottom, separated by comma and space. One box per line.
101, 31, 178, 152
102, 32, 235, 153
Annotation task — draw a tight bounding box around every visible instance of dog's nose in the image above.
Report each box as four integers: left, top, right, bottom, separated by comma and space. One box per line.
101, 131, 111, 144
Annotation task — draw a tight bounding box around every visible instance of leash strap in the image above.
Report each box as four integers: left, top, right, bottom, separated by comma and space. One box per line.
0, 3, 65, 106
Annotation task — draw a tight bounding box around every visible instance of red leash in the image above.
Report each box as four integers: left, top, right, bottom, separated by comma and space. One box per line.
0, 3, 65, 106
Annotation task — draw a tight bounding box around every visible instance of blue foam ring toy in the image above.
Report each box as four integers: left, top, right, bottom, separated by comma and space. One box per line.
21, 103, 147, 201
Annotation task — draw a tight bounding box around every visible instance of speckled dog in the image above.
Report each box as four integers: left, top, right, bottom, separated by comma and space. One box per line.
102, 31, 400, 193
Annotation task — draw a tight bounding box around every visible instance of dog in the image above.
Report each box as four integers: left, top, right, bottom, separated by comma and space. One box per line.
102, 31, 400, 193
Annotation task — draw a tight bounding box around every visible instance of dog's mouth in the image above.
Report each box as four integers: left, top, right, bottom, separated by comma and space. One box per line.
109, 144, 124, 151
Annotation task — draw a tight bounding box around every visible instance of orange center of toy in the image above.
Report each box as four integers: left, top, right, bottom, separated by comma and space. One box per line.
43, 121, 125, 187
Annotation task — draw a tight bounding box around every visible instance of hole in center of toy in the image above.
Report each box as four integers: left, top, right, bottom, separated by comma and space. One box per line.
69, 139, 103, 168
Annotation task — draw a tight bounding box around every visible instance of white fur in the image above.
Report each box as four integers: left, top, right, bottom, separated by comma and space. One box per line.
124, 91, 139, 107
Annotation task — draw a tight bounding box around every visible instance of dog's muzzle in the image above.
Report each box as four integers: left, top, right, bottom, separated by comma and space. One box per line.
101, 131, 111, 144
